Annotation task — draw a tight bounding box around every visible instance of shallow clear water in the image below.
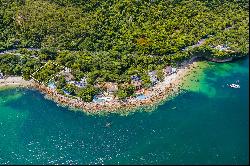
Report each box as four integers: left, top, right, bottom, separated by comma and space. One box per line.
0, 58, 249, 164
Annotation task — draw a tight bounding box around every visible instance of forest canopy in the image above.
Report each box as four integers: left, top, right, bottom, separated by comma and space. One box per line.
0, 0, 249, 101
0, 0, 249, 54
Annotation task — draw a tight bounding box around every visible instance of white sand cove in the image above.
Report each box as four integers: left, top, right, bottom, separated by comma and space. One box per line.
0, 77, 33, 88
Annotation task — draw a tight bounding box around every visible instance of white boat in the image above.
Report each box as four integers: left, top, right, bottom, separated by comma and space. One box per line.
229, 84, 240, 88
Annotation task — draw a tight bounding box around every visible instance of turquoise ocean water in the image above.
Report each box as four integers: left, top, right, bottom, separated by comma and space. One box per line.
0, 58, 249, 164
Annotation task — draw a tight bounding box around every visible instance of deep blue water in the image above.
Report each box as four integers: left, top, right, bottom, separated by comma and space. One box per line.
0, 58, 249, 164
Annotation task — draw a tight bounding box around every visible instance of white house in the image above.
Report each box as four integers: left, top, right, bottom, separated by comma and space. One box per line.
131, 75, 142, 90
215, 45, 230, 51
171, 67, 177, 73
148, 71, 158, 85
164, 66, 172, 76
73, 77, 88, 88
64, 67, 71, 73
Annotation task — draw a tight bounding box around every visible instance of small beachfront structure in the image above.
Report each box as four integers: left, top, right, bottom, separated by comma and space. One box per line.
55, 67, 88, 88
64, 73, 74, 82
103, 82, 118, 95
48, 82, 56, 90
164, 66, 177, 76
148, 71, 158, 85
172, 67, 177, 73
131, 75, 141, 82
131, 81, 142, 90
70, 77, 88, 88
92, 82, 117, 102
57, 67, 75, 82
214, 44, 230, 51
55, 67, 75, 84
164, 66, 172, 76
63, 89, 71, 95
64, 67, 71, 73
131, 75, 142, 90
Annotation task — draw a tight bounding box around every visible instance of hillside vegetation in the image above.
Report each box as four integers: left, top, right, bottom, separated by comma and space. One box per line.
0, 0, 249, 101
1, 0, 249, 53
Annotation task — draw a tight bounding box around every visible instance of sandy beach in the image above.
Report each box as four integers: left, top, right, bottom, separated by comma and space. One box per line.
0, 77, 34, 88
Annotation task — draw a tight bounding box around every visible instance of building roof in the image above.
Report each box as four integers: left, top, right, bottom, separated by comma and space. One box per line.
65, 73, 74, 81
165, 66, 172, 73
104, 82, 118, 92
148, 70, 157, 76
68, 77, 87, 88
48, 82, 56, 89
60, 71, 74, 82
215, 44, 230, 51
148, 70, 158, 83
80, 77, 87, 83
172, 68, 177, 72
64, 67, 71, 73
131, 80, 142, 87
63, 89, 71, 95
131, 75, 141, 81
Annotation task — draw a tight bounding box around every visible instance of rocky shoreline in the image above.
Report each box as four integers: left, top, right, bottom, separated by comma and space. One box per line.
33, 78, 180, 115
0, 61, 195, 115
0, 55, 245, 115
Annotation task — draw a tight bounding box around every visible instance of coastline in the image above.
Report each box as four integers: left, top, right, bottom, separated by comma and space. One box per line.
1, 53, 246, 115
0, 61, 200, 115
